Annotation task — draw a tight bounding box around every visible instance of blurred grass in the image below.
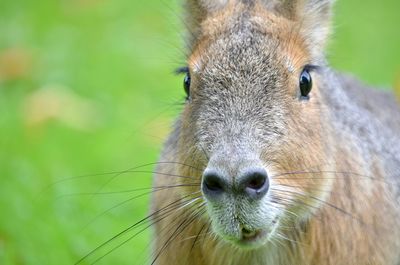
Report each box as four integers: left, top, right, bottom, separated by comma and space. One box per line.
0, 0, 399, 265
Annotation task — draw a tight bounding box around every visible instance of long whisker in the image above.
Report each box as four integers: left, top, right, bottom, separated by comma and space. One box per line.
150, 204, 207, 265
190, 218, 208, 251
276, 183, 333, 194
271, 187, 365, 224
137, 199, 206, 265
56, 183, 201, 198
81, 189, 186, 229
90, 199, 205, 265
274, 232, 307, 247
74, 192, 202, 265
202, 223, 213, 243
92, 170, 199, 201
38, 161, 202, 197
267, 200, 300, 219
153, 201, 206, 248
271, 193, 327, 225
272, 170, 392, 184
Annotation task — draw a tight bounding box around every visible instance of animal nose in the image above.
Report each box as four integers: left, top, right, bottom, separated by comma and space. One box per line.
202, 168, 269, 200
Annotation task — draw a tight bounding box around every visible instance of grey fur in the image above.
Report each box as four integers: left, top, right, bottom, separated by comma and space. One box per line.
322, 71, 400, 194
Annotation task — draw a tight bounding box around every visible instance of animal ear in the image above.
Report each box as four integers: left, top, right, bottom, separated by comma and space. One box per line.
184, 0, 229, 49
277, 0, 335, 58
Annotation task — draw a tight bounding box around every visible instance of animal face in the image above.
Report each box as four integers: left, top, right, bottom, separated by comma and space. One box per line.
177, 2, 333, 248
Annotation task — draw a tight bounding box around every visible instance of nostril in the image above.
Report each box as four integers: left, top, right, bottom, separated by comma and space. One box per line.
247, 173, 266, 190
202, 171, 226, 196
205, 175, 223, 191
242, 168, 269, 199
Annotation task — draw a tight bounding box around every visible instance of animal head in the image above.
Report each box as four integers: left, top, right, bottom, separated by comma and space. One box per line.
177, 0, 334, 248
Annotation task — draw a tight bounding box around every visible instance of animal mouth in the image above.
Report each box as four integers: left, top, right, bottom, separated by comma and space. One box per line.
240, 228, 266, 243
235, 218, 279, 247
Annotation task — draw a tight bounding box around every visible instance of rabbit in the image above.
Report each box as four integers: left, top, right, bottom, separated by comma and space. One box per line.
150, 0, 400, 264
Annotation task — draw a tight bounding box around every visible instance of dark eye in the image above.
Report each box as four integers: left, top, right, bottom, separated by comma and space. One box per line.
299, 68, 312, 98
183, 72, 191, 99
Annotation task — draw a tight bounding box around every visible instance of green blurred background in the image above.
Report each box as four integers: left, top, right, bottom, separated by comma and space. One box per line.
0, 0, 399, 264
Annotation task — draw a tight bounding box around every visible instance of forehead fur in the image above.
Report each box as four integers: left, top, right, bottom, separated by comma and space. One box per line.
189, 3, 309, 74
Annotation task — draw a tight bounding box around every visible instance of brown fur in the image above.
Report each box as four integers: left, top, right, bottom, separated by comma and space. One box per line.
151, 1, 400, 264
